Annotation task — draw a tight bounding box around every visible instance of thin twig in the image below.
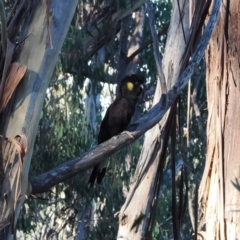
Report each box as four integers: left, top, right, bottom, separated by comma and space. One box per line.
176, 0, 187, 43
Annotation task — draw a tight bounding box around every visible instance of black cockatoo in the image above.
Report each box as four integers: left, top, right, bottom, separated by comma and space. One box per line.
88, 74, 144, 187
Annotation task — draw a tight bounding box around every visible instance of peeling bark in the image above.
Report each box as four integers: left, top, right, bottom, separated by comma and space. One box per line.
199, 0, 240, 239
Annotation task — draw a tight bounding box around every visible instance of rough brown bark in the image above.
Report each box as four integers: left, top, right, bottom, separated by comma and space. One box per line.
198, 0, 240, 239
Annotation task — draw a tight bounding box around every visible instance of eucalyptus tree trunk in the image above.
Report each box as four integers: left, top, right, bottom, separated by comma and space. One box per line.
198, 0, 240, 239
0, 1, 77, 239
117, 0, 189, 238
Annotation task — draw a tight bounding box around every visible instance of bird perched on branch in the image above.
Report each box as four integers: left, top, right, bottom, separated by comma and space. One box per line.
88, 74, 144, 187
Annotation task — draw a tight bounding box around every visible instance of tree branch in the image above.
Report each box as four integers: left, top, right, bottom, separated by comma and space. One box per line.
31, 0, 221, 194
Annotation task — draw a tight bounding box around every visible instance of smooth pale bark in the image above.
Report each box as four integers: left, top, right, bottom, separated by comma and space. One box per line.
117, 0, 189, 238
0, 1, 78, 239
199, 0, 240, 239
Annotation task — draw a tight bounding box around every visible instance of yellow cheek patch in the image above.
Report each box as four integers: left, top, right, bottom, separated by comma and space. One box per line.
127, 82, 134, 91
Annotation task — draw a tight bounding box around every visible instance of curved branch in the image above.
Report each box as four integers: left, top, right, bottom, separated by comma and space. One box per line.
31, 0, 221, 194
